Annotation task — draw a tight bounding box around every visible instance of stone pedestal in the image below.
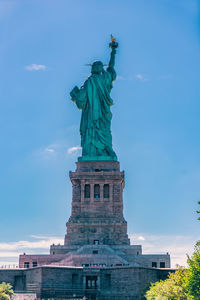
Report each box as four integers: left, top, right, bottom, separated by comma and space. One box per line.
20, 160, 171, 270
64, 161, 130, 246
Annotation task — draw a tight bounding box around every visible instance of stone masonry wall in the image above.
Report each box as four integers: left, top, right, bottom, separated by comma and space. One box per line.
64, 161, 130, 247
0, 266, 175, 299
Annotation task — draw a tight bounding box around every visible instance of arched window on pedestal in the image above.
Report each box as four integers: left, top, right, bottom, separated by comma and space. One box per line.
103, 184, 109, 198
84, 184, 90, 198
94, 184, 100, 199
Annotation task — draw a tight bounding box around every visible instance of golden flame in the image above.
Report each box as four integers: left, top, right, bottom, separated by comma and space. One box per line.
111, 34, 116, 42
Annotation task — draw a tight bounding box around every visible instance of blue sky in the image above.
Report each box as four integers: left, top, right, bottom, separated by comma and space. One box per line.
0, 0, 200, 267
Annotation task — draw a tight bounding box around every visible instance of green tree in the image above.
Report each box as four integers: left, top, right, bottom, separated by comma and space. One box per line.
145, 202, 200, 299
0, 282, 14, 300
145, 243, 200, 299
145, 267, 190, 300
197, 201, 200, 220
184, 242, 200, 299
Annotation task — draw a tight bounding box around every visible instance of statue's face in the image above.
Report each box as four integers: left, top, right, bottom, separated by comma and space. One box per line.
91, 61, 104, 74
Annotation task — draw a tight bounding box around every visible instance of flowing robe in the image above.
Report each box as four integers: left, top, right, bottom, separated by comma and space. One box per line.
72, 66, 117, 159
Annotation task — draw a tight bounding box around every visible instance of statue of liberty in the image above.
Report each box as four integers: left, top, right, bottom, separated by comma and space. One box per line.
70, 35, 118, 161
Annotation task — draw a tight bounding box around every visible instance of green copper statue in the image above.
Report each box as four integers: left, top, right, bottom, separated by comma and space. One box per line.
70, 35, 118, 161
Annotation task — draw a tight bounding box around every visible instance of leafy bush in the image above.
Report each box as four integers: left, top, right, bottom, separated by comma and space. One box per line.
0, 283, 14, 300
184, 241, 200, 299
145, 266, 189, 300
145, 242, 200, 300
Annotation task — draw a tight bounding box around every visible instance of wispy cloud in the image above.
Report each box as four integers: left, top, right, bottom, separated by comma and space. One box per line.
34, 143, 62, 160
116, 75, 125, 81
36, 143, 82, 160
130, 233, 199, 267
116, 74, 150, 82
44, 147, 56, 153
37, 144, 59, 160
67, 146, 82, 154
0, 235, 63, 267
1, 233, 198, 268
25, 64, 47, 71
0, 252, 20, 258
35, 141, 82, 161
135, 74, 149, 82
116, 73, 172, 82
137, 235, 145, 241
0, 236, 63, 251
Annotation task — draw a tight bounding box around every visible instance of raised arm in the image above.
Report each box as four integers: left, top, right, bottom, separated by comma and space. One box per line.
108, 47, 116, 68
108, 35, 118, 67
106, 35, 118, 81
